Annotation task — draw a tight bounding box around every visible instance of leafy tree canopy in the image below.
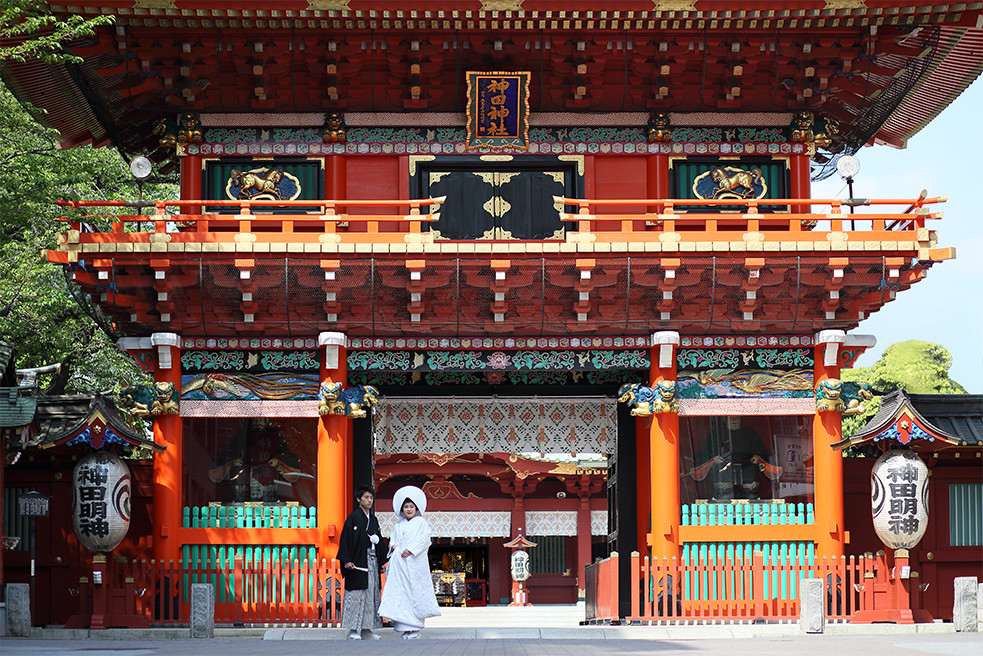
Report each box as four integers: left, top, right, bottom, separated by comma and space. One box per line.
0, 1, 113, 64
841, 340, 967, 437
0, 80, 177, 394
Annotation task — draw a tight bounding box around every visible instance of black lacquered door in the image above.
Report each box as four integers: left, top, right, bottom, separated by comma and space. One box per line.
416, 157, 580, 240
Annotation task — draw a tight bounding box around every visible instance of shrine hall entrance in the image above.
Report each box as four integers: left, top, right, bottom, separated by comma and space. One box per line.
411, 155, 583, 240
368, 392, 635, 606
428, 541, 490, 607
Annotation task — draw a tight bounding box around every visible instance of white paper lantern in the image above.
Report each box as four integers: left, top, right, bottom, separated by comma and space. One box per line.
510, 549, 530, 582
871, 449, 929, 550
72, 452, 131, 552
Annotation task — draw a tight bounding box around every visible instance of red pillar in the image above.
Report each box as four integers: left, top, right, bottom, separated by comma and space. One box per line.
325, 154, 346, 226
317, 332, 348, 560
179, 154, 201, 199
813, 330, 846, 558
648, 331, 681, 561
575, 482, 592, 597
789, 153, 812, 215
151, 332, 182, 563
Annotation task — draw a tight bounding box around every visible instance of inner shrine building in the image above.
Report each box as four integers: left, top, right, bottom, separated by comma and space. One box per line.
2, 0, 981, 613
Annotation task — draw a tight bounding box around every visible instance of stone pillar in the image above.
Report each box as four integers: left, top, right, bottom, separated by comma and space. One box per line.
954, 577, 979, 632
151, 332, 183, 564
190, 583, 215, 638
317, 331, 348, 560
799, 578, 825, 634
649, 331, 681, 561
5, 583, 30, 637
812, 330, 846, 558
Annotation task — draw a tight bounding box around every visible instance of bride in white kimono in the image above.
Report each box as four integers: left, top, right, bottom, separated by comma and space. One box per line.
378, 485, 441, 639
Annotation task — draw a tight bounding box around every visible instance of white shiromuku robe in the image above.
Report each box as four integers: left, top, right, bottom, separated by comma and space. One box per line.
377, 514, 441, 630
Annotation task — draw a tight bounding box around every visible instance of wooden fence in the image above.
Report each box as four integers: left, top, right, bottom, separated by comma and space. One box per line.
98, 556, 347, 626
585, 550, 913, 623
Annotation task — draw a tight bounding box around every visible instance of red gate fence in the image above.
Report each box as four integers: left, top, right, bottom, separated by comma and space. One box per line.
74, 556, 347, 626
585, 550, 930, 623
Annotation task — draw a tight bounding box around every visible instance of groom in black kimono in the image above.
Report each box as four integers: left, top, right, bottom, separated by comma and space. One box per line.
337, 486, 389, 639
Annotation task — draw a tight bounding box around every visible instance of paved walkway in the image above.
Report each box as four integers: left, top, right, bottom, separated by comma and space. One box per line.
1, 634, 981, 656
7, 604, 980, 644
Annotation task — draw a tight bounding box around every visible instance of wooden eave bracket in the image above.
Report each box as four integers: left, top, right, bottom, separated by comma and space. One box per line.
923, 246, 955, 262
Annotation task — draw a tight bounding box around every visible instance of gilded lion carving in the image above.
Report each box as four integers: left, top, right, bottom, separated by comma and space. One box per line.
710, 167, 764, 199
618, 381, 678, 416
119, 382, 179, 417
842, 381, 875, 416
318, 382, 380, 419
815, 378, 845, 413
152, 381, 180, 415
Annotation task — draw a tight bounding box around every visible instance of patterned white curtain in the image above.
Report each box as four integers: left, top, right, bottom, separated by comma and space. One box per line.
374, 396, 616, 455
522, 510, 610, 536
378, 511, 511, 538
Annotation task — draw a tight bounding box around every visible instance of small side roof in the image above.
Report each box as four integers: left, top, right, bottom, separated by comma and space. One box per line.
832, 389, 981, 451
33, 393, 163, 453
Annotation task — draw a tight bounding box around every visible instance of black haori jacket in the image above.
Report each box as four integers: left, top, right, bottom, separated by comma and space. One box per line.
336, 509, 389, 591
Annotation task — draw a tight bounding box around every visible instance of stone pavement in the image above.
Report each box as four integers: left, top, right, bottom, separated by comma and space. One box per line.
4, 604, 979, 648
0, 634, 981, 656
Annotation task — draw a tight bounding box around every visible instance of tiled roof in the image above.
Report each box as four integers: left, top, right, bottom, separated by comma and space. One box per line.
907, 393, 983, 446
0, 386, 37, 430
836, 389, 981, 449
0, 340, 15, 385
32, 393, 162, 452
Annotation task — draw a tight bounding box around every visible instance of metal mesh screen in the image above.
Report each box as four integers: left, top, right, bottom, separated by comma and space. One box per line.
102, 255, 889, 337
812, 26, 940, 181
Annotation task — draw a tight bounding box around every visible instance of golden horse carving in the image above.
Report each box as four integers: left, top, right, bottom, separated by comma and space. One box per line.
230, 168, 284, 200
709, 167, 764, 199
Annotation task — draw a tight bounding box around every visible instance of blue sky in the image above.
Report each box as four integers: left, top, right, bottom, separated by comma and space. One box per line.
811, 77, 982, 393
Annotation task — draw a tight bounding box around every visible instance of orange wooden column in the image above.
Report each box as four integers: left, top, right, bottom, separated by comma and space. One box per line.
813, 330, 846, 558
648, 331, 681, 561
151, 332, 182, 563
317, 331, 348, 560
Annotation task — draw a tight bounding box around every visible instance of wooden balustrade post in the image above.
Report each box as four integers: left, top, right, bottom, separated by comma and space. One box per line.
611, 551, 621, 622
753, 550, 765, 619
630, 551, 640, 621
234, 554, 244, 625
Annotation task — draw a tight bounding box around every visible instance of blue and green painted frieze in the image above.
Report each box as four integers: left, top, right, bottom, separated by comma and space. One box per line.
347, 349, 649, 372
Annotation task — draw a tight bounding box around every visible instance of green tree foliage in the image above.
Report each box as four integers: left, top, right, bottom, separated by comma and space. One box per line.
0, 79, 177, 393
0, 1, 113, 64
841, 340, 967, 437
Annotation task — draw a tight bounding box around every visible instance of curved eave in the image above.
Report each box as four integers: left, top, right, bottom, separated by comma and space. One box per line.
33, 395, 164, 452
832, 389, 961, 450
0, 59, 110, 149
47, 1, 983, 24
872, 27, 983, 148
